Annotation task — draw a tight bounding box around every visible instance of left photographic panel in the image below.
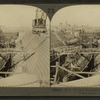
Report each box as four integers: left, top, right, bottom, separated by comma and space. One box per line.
0, 5, 50, 87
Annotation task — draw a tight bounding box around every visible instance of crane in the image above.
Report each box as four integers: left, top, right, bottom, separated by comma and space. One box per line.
32, 8, 47, 34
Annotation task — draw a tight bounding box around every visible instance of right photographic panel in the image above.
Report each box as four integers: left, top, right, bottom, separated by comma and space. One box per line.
50, 5, 100, 87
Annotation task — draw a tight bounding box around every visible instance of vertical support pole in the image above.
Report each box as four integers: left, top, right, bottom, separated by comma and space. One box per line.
36, 19, 38, 26
58, 51, 60, 65
54, 62, 59, 84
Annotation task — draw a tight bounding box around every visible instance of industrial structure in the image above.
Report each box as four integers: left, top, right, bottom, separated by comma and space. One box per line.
32, 8, 47, 34
0, 8, 49, 87
50, 23, 100, 87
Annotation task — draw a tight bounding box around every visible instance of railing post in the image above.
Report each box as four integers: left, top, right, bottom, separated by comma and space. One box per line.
54, 62, 59, 84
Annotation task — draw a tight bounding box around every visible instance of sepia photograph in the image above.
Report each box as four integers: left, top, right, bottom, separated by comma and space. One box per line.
50, 5, 100, 87
0, 5, 50, 87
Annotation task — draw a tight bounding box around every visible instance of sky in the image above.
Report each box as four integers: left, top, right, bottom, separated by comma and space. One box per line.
0, 5, 49, 28
52, 5, 100, 27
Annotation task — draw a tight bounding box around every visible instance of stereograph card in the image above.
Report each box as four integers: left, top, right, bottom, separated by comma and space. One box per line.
0, 1, 99, 96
